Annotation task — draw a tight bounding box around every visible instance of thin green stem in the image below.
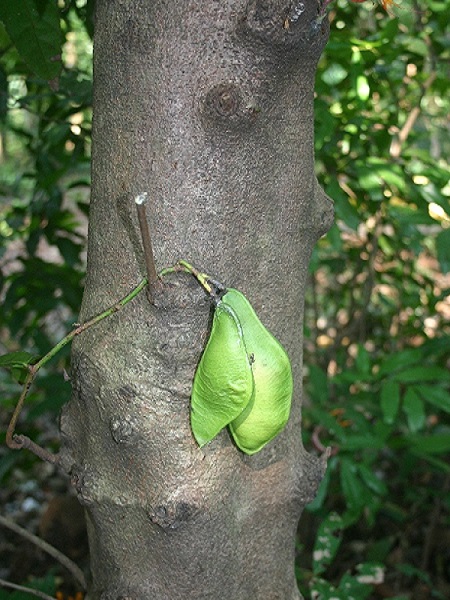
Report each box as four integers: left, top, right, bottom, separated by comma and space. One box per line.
34, 277, 149, 373
6, 277, 148, 457
158, 260, 213, 294
6, 260, 218, 462
177, 259, 213, 294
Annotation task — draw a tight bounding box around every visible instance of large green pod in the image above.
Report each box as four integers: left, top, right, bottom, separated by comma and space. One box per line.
222, 289, 293, 454
191, 303, 254, 447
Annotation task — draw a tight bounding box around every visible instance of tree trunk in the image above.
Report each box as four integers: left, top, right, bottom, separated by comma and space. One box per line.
60, 1, 333, 598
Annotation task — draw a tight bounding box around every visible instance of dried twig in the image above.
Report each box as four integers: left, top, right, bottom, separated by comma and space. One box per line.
0, 514, 86, 590
390, 73, 437, 158
135, 192, 160, 303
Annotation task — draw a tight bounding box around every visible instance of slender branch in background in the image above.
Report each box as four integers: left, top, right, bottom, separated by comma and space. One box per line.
358, 212, 382, 343
0, 515, 87, 591
0, 579, 56, 600
135, 192, 160, 303
390, 72, 436, 158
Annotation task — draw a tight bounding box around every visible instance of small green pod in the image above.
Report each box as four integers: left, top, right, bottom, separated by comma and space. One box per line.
191, 303, 254, 447
222, 289, 293, 455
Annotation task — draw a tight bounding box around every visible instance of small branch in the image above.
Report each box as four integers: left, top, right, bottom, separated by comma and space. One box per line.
158, 260, 213, 294
6, 371, 36, 450
135, 192, 159, 303
178, 259, 214, 295
311, 426, 338, 456
390, 72, 436, 158
0, 579, 57, 600
158, 259, 227, 303
0, 514, 87, 591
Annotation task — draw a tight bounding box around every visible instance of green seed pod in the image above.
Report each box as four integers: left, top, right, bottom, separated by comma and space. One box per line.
191, 303, 254, 447
222, 289, 293, 455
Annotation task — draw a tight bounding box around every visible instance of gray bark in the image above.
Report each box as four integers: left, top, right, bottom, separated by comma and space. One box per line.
60, 1, 333, 598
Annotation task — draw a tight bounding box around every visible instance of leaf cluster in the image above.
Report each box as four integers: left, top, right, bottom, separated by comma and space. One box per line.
299, 1, 450, 598
0, 2, 93, 479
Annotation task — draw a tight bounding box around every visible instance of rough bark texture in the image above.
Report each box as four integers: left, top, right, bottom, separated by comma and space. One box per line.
60, 1, 333, 598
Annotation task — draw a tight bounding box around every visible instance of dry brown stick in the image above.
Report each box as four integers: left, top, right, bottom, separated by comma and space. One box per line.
0, 514, 87, 590
390, 72, 437, 158
135, 192, 160, 303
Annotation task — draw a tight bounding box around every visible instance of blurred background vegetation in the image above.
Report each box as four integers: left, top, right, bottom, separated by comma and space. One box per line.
0, 0, 449, 599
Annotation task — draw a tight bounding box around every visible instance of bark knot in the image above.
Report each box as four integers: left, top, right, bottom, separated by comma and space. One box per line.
147, 501, 196, 531
110, 415, 138, 444
202, 83, 260, 129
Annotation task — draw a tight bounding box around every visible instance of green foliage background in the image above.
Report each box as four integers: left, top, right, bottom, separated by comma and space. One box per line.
0, 0, 449, 598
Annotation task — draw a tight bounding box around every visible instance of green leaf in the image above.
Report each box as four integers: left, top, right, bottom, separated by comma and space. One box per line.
308, 364, 329, 404
341, 435, 385, 451
190, 303, 254, 447
356, 75, 370, 101
355, 562, 385, 586
322, 63, 348, 86
402, 388, 425, 433
0, 65, 7, 120
0, 0, 63, 80
393, 366, 450, 384
357, 465, 388, 497
309, 577, 339, 598
380, 380, 400, 424
0, 351, 35, 368
224, 289, 293, 455
340, 458, 368, 514
334, 195, 361, 230
338, 571, 374, 599
312, 512, 343, 575
416, 384, 450, 414
436, 228, 450, 274
355, 345, 371, 376
404, 38, 429, 57
378, 349, 424, 377
307, 460, 333, 511
406, 432, 450, 455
